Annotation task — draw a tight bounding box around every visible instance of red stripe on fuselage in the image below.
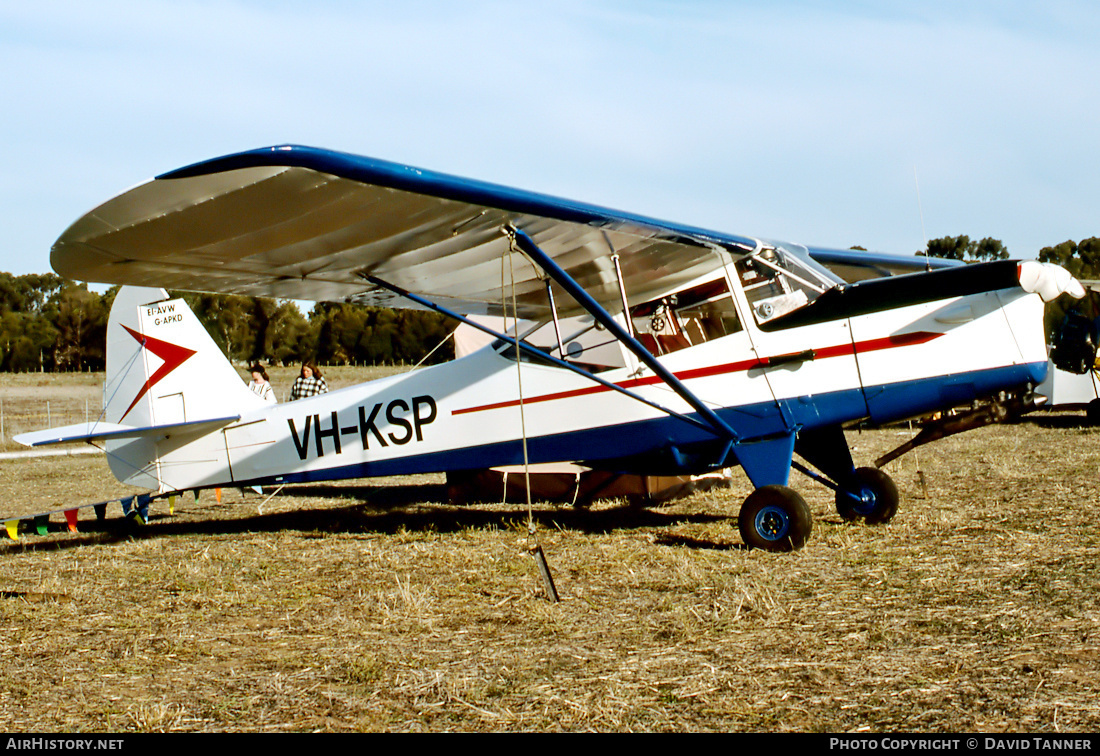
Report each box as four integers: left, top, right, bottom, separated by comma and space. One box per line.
451, 331, 942, 416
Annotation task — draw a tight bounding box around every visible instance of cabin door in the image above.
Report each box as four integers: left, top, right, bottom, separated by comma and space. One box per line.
727, 253, 867, 432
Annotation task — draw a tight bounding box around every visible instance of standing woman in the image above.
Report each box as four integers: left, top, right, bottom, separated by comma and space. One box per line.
289, 362, 329, 401
248, 363, 278, 404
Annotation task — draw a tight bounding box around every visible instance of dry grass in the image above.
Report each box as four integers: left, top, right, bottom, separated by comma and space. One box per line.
0, 372, 1097, 732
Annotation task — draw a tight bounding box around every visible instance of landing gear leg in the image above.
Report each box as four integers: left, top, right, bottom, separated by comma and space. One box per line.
795, 424, 900, 525
732, 433, 812, 552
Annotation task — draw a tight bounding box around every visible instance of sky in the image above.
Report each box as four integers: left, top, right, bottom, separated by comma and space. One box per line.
2, 0, 1099, 278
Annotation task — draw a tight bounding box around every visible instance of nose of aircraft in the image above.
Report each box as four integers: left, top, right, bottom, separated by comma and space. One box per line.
1017, 261, 1086, 301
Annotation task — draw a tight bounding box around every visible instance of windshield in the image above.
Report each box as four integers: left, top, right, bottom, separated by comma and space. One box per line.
734, 242, 843, 325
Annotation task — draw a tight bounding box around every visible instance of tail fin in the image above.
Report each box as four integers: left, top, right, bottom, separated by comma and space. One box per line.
101, 287, 262, 491
105, 287, 261, 426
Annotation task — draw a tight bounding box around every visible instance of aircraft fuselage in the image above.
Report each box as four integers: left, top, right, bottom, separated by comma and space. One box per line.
122, 258, 1048, 494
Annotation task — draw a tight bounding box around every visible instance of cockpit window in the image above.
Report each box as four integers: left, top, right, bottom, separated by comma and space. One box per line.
492, 274, 746, 370
629, 276, 742, 357
493, 316, 630, 373
492, 337, 564, 367
734, 243, 841, 325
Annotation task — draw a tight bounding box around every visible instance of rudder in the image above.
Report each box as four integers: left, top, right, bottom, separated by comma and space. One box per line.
103, 287, 261, 490
104, 287, 260, 426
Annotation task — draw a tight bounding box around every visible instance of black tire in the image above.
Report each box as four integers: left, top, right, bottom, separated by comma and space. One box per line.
738, 485, 812, 552
836, 467, 899, 524
1087, 399, 1100, 426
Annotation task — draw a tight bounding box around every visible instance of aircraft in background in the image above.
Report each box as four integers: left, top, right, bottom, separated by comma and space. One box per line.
15, 145, 1086, 551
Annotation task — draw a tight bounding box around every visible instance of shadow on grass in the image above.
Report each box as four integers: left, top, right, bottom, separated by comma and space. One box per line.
651, 533, 746, 551
1023, 411, 1096, 430
1, 481, 737, 554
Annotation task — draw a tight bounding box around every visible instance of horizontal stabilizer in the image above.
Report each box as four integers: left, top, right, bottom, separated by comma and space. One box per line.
13, 416, 240, 448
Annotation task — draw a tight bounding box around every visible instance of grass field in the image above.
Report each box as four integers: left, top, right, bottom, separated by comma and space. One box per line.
0, 369, 1097, 732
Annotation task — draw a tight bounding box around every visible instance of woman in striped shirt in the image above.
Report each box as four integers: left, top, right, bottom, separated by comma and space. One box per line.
248, 364, 278, 404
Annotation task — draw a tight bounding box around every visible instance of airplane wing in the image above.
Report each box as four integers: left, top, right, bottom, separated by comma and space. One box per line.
52, 145, 759, 319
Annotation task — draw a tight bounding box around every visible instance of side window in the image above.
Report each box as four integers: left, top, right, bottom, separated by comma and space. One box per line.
675, 278, 744, 341
494, 275, 747, 368
495, 315, 630, 373
630, 276, 742, 356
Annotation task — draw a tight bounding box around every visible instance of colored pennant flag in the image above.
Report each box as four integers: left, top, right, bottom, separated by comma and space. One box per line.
64, 509, 79, 533
120, 495, 146, 525
215, 488, 222, 504
4, 520, 19, 540
168, 494, 176, 516
93, 503, 107, 521
34, 515, 49, 536
135, 494, 151, 524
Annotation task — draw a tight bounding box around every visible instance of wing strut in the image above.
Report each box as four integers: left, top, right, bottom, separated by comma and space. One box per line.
505, 227, 741, 445
611, 253, 635, 338
360, 274, 716, 436
544, 279, 566, 358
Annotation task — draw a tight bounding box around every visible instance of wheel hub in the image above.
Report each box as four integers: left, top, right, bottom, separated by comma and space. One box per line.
843, 487, 876, 515
754, 505, 791, 541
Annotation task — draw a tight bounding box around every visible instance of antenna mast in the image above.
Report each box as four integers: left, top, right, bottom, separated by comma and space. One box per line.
915, 167, 929, 269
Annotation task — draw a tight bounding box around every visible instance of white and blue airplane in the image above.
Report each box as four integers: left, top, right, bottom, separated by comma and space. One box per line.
15, 146, 1086, 551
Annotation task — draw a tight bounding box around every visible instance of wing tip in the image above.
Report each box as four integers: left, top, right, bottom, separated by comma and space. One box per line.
155, 144, 320, 181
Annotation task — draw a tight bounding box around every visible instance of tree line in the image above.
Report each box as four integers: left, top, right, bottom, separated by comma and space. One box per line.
914, 234, 1100, 279
0, 273, 454, 373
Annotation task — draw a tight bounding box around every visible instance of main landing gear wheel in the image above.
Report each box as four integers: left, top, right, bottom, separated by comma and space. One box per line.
1087, 398, 1100, 426
738, 485, 812, 552
836, 467, 899, 525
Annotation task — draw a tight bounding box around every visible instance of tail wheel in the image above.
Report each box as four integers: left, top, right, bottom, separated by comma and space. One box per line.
836, 467, 899, 524
1087, 398, 1100, 426
738, 485, 812, 552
